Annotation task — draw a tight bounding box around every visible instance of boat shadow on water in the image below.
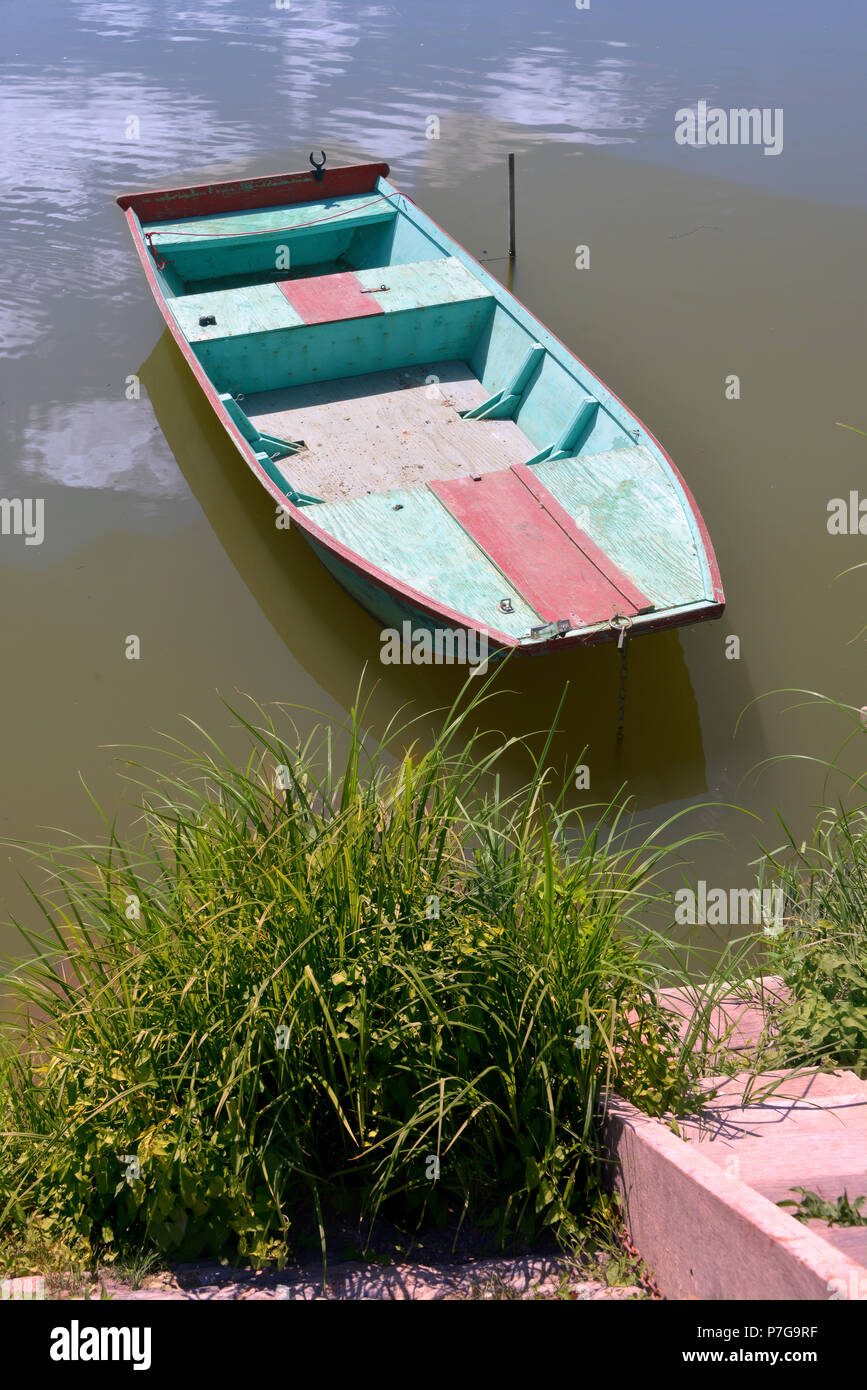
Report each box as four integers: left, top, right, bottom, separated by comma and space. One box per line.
140, 329, 709, 810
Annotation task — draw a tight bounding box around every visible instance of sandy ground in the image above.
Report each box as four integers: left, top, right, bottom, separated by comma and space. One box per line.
6, 1256, 645, 1302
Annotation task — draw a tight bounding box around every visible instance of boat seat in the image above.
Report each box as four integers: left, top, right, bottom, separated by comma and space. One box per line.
142, 192, 397, 282
143, 193, 397, 261
169, 282, 307, 342
168, 257, 492, 343
303, 485, 540, 640
169, 259, 495, 395
528, 445, 706, 610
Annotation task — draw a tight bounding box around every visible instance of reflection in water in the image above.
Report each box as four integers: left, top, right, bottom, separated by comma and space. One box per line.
19, 399, 187, 497
479, 51, 657, 145
1, 1, 669, 358
139, 329, 708, 811
3, 0, 865, 953
0, 73, 256, 355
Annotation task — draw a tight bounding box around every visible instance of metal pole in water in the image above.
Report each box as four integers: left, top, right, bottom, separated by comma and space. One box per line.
507, 153, 516, 259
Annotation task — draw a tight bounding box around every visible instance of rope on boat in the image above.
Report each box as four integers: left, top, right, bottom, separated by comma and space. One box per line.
145, 232, 166, 269
144, 192, 400, 247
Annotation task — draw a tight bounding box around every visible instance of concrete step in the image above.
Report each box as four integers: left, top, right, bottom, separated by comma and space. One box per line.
658, 976, 788, 1052
695, 1129, 867, 1181
603, 1092, 867, 1298
603, 981, 867, 1297
678, 1091, 867, 1143
807, 1222, 867, 1268
696, 1068, 867, 1103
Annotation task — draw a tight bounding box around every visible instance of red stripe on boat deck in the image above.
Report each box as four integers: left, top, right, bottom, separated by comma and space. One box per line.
429, 468, 652, 625
278, 271, 384, 325
512, 464, 653, 614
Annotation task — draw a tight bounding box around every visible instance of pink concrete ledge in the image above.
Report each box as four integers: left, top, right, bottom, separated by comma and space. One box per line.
603, 1093, 867, 1301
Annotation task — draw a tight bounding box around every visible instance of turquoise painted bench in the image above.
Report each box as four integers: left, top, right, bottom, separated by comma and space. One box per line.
169, 258, 490, 342
143, 193, 398, 283
169, 283, 305, 343
144, 194, 396, 252
171, 258, 496, 394
169, 283, 303, 342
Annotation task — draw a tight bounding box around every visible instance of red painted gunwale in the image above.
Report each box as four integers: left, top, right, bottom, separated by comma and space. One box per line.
117, 163, 391, 224
117, 162, 724, 653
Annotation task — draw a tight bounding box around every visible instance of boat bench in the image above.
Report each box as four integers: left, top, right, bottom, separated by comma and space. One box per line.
168, 258, 496, 395
143, 193, 397, 283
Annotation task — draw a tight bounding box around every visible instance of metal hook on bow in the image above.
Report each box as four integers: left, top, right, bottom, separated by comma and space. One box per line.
609, 613, 633, 651
309, 150, 327, 181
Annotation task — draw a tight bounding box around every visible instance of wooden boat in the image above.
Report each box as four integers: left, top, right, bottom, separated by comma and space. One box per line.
118, 159, 724, 655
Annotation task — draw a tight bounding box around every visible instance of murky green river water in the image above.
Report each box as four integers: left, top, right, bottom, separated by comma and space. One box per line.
2, 0, 865, 950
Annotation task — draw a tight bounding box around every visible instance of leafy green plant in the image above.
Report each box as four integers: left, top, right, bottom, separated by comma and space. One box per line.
778, 1187, 867, 1226
761, 802, 867, 1075
738, 691, 867, 1074
108, 1246, 163, 1291
0, 677, 727, 1271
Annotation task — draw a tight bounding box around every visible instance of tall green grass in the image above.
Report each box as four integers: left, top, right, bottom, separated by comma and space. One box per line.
752, 693, 867, 1075
0, 679, 734, 1269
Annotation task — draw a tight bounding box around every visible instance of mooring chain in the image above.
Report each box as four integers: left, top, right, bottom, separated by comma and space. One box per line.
621, 1231, 665, 1299
616, 642, 628, 748
610, 615, 632, 751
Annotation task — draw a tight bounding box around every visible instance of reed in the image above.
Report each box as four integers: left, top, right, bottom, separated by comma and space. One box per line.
747, 691, 867, 1075
0, 677, 732, 1269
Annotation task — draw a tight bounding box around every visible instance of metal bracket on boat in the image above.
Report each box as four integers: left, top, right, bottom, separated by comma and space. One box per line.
528, 617, 572, 641
309, 150, 327, 182
609, 613, 633, 649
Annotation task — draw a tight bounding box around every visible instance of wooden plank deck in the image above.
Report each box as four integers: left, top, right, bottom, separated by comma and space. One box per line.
305, 485, 541, 639
430, 468, 644, 626
245, 361, 535, 501
531, 445, 706, 610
